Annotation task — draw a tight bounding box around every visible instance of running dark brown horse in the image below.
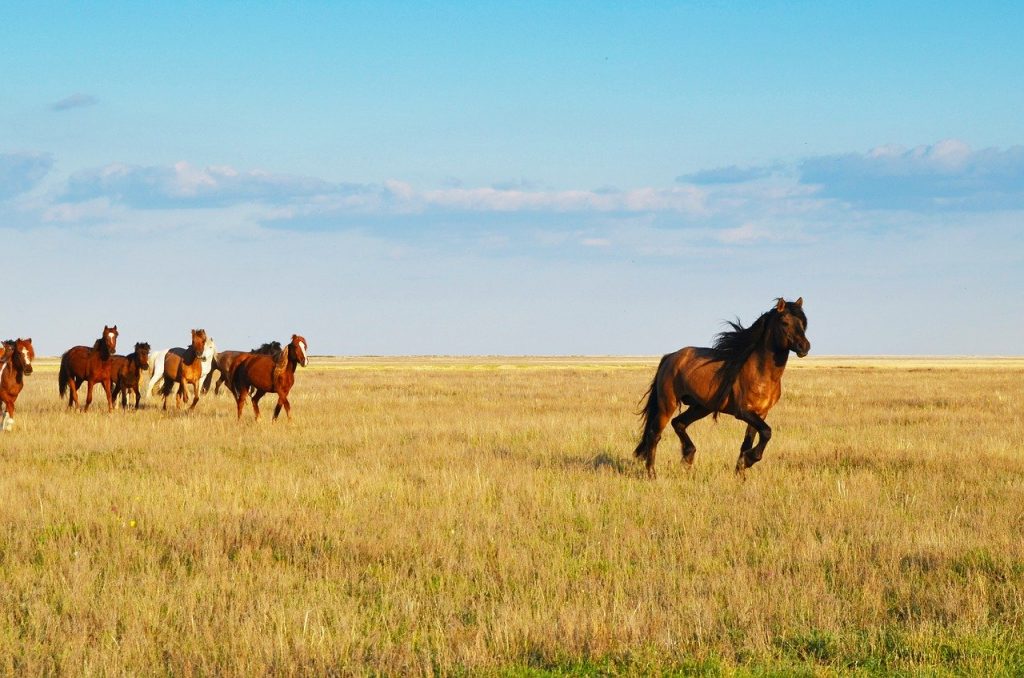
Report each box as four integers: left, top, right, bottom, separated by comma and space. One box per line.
159, 329, 208, 410
202, 341, 282, 397
59, 325, 119, 411
1, 338, 35, 430
634, 298, 809, 477
110, 342, 151, 410
233, 335, 308, 420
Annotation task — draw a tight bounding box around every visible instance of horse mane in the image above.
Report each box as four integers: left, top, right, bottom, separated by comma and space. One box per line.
92, 336, 112, 359
706, 299, 806, 412
252, 341, 282, 356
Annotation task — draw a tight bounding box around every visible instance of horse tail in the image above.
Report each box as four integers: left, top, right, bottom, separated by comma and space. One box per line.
159, 375, 175, 398
633, 354, 670, 462
58, 353, 70, 397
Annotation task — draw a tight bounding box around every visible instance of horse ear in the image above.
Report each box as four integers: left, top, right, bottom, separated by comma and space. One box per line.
795, 297, 803, 308
776, 298, 786, 312
292, 334, 298, 341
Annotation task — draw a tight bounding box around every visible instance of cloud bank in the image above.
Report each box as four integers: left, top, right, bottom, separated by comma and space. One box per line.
799, 140, 1024, 210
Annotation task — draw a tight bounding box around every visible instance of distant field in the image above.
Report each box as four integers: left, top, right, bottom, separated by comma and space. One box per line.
2, 357, 1023, 675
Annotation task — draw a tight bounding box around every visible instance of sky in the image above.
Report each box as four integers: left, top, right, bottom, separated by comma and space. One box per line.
2, 2, 1022, 356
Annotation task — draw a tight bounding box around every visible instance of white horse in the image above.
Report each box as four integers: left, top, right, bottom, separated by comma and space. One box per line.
145, 336, 217, 401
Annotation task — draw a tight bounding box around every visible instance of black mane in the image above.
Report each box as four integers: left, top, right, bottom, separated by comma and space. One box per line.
252, 341, 283, 359
92, 336, 112, 359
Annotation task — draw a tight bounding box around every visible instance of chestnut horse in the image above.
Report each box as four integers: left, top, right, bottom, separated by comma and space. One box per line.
634, 298, 809, 477
1, 338, 35, 430
145, 336, 216, 403
202, 341, 281, 397
158, 329, 208, 410
110, 342, 151, 410
59, 325, 119, 411
233, 335, 308, 420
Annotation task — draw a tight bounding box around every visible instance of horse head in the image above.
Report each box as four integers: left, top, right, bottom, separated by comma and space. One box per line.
103, 325, 119, 354
6, 338, 34, 375
772, 297, 810, 358
201, 336, 216, 364
134, 342, 151, 371
190, 329, 208, 357
291, 334, 309, 368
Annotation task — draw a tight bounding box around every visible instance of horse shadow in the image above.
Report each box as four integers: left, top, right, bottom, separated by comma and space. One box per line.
558, 449, 638, 477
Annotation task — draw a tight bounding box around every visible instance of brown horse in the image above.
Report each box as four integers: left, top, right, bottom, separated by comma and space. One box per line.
159, 329, 208, 410
634, 298, 809, 477
202, 341, 282, 397
1, 338, 35, 430
233, 335, 308, 420
110, 342, 151, 410
59, 325, 119, 411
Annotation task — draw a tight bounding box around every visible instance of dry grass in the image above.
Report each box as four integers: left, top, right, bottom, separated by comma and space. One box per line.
2, 356, 1023, 675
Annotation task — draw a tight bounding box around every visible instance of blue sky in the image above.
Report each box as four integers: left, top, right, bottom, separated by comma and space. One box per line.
2, 2, 1022, 355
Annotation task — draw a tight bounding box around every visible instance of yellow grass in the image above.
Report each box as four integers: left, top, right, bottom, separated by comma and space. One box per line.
2, 357, 1023, 675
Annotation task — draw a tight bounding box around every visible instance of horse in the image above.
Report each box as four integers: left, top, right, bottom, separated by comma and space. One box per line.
145, 336, 216, 401
110, 342, 151, 410
633, 298, 809, 478
233, 335, 308, 420
202, 341, 281, 397
1, 338, 35, 431
157, 329, 208, 410
59, 325, 120, 411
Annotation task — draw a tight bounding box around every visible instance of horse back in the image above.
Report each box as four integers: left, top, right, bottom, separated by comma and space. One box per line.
165, 347, 202, 381
62, 345, 109, 380
234, 354, 276, 393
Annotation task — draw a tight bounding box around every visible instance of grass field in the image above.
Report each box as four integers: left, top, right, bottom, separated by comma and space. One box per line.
2, 356, 1023, 675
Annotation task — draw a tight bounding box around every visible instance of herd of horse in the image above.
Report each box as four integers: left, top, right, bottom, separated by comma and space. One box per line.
1, 297, 809, 476
0, 328, 309, 431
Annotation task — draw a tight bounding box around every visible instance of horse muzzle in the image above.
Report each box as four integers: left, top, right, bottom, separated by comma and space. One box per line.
23, 364, 33, 375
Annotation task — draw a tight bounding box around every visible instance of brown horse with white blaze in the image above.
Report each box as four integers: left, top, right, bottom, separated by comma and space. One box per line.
159, 329, 208, 410
634, 298, 809, 477
233, 335, 308, 421
1, 338, 35, 430
202, 341, 282, 397
59, 325, 119, 411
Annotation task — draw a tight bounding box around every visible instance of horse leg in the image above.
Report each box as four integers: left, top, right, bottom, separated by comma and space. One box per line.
671, 405, 711, 466
734, 412, 771, 475
739, 424, 756, 457
1, 397, 13, 430
251, 391, 265, 421
189, 380, 201, 410
102, 378, 114, 412
273, 392, 291, 421
84, 380, 95, 411
67, 380, 80, 409
236, 388, 248, 419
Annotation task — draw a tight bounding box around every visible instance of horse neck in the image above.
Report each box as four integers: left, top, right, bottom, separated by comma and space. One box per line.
277, 347, 295, 374
93, 339, 112, 360
750, 331, 790, 378
1, 353, 22, 385
128, 352, 144, 374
